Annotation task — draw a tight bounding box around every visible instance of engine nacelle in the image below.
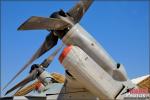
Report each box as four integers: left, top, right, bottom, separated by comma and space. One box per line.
62, 24, 128, 81
59, 45, 124, 99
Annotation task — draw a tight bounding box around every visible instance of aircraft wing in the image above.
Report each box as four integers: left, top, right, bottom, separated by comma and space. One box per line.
1, 71, 98, 100
131, 75, 150, 92
46, 71, 99, 100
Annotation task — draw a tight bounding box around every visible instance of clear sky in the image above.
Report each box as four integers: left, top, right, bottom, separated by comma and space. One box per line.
1, 0, 149, 96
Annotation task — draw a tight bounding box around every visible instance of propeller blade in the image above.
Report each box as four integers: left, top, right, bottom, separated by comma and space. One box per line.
5, 69, 37, 95
18, 16, 71, 30
41, 44, 64, 68
33, 32, 58, 59
67, 0, 93, 23
3, 32, 58, 91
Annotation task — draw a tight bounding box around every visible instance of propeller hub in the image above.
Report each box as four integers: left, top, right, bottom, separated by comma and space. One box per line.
29, 64, 44, 77
50, 11, 59, 18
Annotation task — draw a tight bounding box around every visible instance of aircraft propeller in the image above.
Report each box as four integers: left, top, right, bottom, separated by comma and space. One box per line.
5, 45, 63, 95
3, 0, 93, 91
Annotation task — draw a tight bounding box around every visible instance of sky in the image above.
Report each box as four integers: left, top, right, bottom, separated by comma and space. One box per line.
1, 0, 149, 96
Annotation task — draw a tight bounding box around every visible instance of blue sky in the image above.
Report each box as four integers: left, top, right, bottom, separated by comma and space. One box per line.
1, 0, 149, 96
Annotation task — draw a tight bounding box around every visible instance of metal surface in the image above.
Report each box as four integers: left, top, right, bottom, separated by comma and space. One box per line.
4, 0, 94, 91
38, 71, 53, 86
18, 16, 71, 30
60, 46, 123, 99
5, 69, 38, 95
14, 81, 41, 96
62, 24, 127, 81
41, 44, 63, 68
14, 73, 65, 96
67, 0, 93, 23
4, 44, 62, 93
1, 96, 46, 100
51, 73, 65, 83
